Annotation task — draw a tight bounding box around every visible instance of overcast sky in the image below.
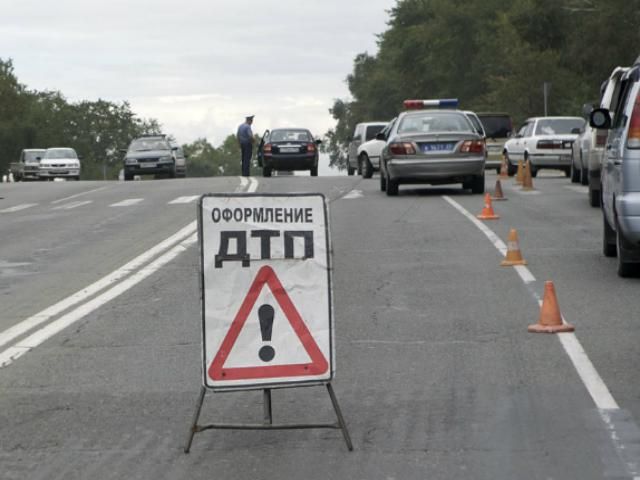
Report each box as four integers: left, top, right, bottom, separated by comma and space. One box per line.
2, 0, 396, 148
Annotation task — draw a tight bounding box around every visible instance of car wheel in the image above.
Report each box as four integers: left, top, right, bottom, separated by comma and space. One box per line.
263, 167, 272, 177
386, 178, 399, 196
589, 185, 600, 207
603, 214, 617, 257
580, 166, 589, 186
505, 153, 516, 176
530, 166, 538, 178
496, 167, 501, 175
570, 162, 580, 183
380, 169, 387, 191
124, 172, 133, 181
616, 221, 636, 277
347, 164, 355, 176
360, 154, 373, 179
470, 174, 485, 194
564, 168, 571, 177
310, 165, 318, 177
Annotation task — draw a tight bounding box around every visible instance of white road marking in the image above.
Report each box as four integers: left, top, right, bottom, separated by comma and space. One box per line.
168, 195, 200, 204
50, 186, 107, 205
565, 185, 588, 194
343, 189, 363, 200
239, 176, 249, 188
443, 194, 619, 412
510, 189, 542, 195
110, 198, 143, 207
51, 200, 93, 210
514, 265, 536, 284
0, 203, 38, 213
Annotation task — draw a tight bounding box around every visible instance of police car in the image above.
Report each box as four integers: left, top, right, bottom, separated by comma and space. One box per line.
379, 99, 486, 196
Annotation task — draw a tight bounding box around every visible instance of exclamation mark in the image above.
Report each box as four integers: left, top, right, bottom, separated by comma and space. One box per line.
258, 304, 275, 362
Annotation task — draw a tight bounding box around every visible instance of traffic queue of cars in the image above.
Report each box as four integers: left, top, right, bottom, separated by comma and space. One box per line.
9, 147, 82, 181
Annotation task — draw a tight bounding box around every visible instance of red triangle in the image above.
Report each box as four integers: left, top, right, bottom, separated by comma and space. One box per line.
208, 265, 329, 382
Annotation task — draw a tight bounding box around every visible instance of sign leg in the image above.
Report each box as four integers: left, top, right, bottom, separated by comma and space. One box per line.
326, 383, 353, 451
184, 386, 207, 454
263, 388, 273, 425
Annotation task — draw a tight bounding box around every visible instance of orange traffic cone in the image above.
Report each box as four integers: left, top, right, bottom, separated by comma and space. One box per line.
515, 160, 524, 185
492, 179, 507, 201
499, 155, 509, 178
528, 281, 575, 333
500, 228, 527, 266
521, 160, 535, 191
477, 193, 499, 220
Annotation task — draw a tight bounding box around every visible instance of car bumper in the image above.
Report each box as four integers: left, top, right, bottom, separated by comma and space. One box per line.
529, 153, 572, 168
386, 157, 485, 181
125, 163, 174, 175
264, 154, 316, 170
617, 193, 640, 245
39, 169, 80, 178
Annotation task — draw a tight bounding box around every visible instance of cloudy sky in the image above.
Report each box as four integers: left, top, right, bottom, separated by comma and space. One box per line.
2, 0, 396, 149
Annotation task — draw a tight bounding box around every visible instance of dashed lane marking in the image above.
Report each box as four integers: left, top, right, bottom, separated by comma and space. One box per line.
343, 189, 363, 200
50, 186, 107, 204
168, 196, 200, 204
565, 185, 588, 194
52, 200, 93, 210
0, 203, 38, 213
110, 198, 143, 207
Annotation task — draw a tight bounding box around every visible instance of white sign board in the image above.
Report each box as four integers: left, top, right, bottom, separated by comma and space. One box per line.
199, 193, 334, 391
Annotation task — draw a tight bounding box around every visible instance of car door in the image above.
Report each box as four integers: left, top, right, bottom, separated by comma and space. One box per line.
348, 125, 363, 168
603, 78, 634, 227
509, 123, 529, 161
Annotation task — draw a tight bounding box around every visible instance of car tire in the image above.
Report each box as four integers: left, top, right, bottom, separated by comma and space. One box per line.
310, 165, 318, 177
589, 185, 600, 207
564, 168, 571, 178
616, 221, 636, 277
530, 166, 538, 178
347, 164, 355, 176
386, 177, 399, 196
496, 167, 501, 175
124, 172, 133, 181
263, 167, 272, 177
505, 153, 516, 176
360, 154, 373, 179
470, 174, 485, 194
603, 214, 617, 257
380, 170, 387, 191
580, 166, 589, 186
570, 162, 580, 183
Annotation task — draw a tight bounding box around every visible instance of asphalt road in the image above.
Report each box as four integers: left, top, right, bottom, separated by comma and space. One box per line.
2, 173, 640, 479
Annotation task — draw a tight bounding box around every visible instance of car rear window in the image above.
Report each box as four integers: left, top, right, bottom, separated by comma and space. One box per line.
269, 130, 311, 142
535, 118, 585, 135
365, 124, 385, 141
478, 115, 512, 138
398, 112, 472, 134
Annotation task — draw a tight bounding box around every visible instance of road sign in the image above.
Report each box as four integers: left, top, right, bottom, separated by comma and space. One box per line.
199, 193, 333, 391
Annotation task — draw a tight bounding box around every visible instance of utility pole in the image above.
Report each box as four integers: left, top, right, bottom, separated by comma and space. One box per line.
543, 82, 552, 116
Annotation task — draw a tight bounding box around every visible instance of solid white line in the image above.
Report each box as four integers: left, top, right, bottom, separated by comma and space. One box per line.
110, 198, 143, 207
0, 221, 197, 349
0, 203, 38, 213
168, 196, 199, 204
0, 234, 198, 368
50, 187, 107, 205
514, 265, 536, 284
52, 200, 93, 211
442, 195, 620, 412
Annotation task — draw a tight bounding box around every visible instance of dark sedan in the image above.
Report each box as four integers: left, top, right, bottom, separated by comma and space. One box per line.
257, 128, 321, 177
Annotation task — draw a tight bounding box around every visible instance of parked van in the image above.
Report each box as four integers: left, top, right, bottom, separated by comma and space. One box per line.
590, 64, 640, 276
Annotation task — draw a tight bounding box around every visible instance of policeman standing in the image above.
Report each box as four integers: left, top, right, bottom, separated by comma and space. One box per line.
237, 115, 254, 177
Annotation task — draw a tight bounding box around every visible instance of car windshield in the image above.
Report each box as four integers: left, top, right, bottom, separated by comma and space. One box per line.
398, 112, 473, 134
129, 138, 169, 151
269, 130, 311, 142
44, 149, 77, 159
535, 118, 585, 135
365, 124, 386, 141
478, 115, 512, 138
24, 151, 44, 162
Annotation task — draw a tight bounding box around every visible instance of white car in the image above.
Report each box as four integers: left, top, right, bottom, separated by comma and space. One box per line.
504, 116, 585, 177
356, 119, 396, 178
347, 121, 387, 176
39, 147, 81, 180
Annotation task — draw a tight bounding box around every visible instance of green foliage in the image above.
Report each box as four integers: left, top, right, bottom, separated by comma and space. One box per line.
325, 0, 640, 169
183, 134, 261, 177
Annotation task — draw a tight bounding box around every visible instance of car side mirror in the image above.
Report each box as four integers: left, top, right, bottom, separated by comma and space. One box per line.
571, 127, 581, 134
172, 146, 179, 151
375, 132, 386, 141
120, 149, 128, 154
590, 108, 612, 129
78, 156, 83, 160
315, 139, 322, 145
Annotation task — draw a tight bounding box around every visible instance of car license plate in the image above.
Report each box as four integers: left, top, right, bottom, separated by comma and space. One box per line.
421, 142, 455, 152
141, 163, 156, 168
280, 147, 299, 153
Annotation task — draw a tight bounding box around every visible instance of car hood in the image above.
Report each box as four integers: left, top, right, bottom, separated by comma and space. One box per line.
126, 149, 172, 159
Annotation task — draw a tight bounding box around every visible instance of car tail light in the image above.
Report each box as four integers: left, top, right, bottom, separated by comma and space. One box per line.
459, 140, 485, 154
389, 142, 416, 155
537, 140, 562, 149
595, 132, 608, 147
307, 142, 316, 152
627, 93, 640, 148
263, 143, 272, 154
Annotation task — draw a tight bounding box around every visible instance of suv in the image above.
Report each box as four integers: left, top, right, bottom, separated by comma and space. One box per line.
122, 135, 183, 181
591, 64, 640, 276
9, 149, 46, 181
477, 113, 512, 173
347, 122, 387, 175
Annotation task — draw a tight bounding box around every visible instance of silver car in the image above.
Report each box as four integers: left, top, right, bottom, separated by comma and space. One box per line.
591, 62, 640, 276
39, 148, 81, 180
379, 101, 486, 196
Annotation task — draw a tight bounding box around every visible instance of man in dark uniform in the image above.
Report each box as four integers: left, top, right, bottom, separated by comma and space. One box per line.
237, 115, 254, 177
